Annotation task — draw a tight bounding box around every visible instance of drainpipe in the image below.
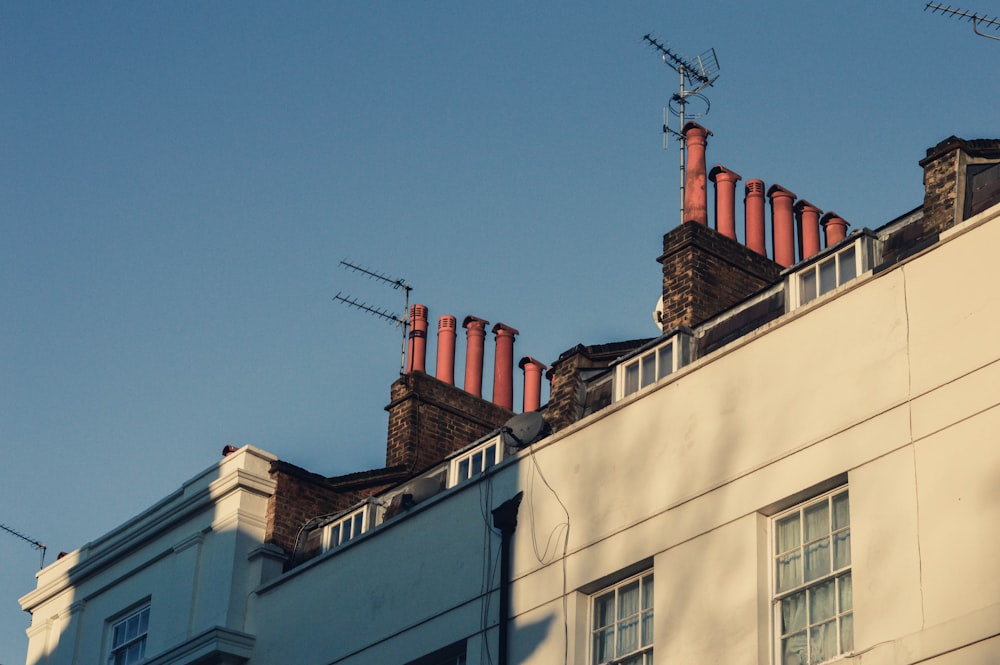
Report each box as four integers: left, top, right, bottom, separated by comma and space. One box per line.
462, 316, 489, 398
682, 122, 712, 225
405, 304, 428, 373
768, 184, 798, 267
709, 165, 742, 240
492, 491, 524, 665
436, 315, 457, 385
821, 212, 850, 247
518, 356, 547, 412
745, 179, 767, 256
794, 199, 823, 261
492, 323, 519, 410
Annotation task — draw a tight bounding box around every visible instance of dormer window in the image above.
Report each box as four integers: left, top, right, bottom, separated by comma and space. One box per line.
789, 234, 877, 309
449, 436, 503, 487
616, 331, 692, 401
320, 504, 373, 553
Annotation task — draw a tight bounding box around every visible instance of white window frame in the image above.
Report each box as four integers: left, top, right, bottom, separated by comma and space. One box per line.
108, 603, 150, 665
448, 435, 503, 487
772, 488, 853, 665
590, 571, 654, 665
789, 235, 877, 309
320, 503, 372, 552
615, 332, 691, 401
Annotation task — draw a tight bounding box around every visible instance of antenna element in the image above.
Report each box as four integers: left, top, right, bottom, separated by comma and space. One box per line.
334, 260, 413, 374
642, 34, 721, 224
2, 522, 47, 569
926, 3, 1000, 40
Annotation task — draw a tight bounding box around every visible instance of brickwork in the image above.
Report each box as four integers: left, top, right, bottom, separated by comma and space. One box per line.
919, 136, 964, 242
385, 370, 513, 473
658, 221, 782, 330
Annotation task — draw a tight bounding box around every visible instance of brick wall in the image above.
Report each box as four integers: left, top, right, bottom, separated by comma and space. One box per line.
657, 221, 782, 330
385, 370, 513, 473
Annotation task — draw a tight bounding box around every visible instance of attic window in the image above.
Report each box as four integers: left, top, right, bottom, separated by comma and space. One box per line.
615, 331, 692, 401
449, 436, 503, 487
790, 235, 877, 309
320, 504, 371, 553
965, 162, 1000, 219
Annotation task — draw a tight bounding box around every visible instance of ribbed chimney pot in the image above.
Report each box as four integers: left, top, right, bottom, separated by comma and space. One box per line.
406, 304, 429, 373
436, 315, 457, 385
745, 179, 767, 256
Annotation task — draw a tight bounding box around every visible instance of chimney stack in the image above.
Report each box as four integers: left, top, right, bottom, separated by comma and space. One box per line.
683, 122, 712, 225
745, 179, 767, 256
821, 212, 850, 247
462, 316, 489, 398
768, 184, 797, 267
436, 315, 457, 385
794, 199, 823, 261
491, 323, 519, 411
709, 165, 742, 240
406, 304, 429, 373
519, 356, 547, 413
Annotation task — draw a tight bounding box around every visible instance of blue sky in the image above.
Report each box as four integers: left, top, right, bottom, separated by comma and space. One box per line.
1, 2, 995, 661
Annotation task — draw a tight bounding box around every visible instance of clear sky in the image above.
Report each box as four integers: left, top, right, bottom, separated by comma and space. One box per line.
1, 2, 995, 661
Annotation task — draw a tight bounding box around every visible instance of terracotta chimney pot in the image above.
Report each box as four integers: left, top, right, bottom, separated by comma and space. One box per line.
709, 165, 742, 240
767, 184, 797, 267
518, 356, 548, 413
491, 323, 519, 411
436, 315, 457, 385
462, 315, 489, 397
682, 122, 713, 225
406, 304, 429, 373
744, 179, 767, 256
794, 199, 823, 262
821, 212, 850, 247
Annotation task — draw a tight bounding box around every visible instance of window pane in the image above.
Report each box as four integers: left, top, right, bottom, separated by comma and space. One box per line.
593, 592, 615, 629
839, 573, 853, 612
624, 363, 639, 396
804, 539, 831, 583
618, 581, 640, 619
782, 632, 807, 665
642, 576, 654, 610
641, 609, 654, 647
471, 451, 483, 474
457, 459, 469, 482
840, 613, 854, 652
833, 530, 851, 570
640, 354, 656, 389
803, 502, 830, 541
353, 513, 364, 537
776, 514, 801, 554
617, 616, 639, 656
329, 523, 342, 547
593, 627, 613, 664
809, 621, 837, 664
657, 344, 673, 379
777, 551, 803, 593
838, 246, 856, 283
832, 492, 850, 530
125, 615, 139, 641
484, 444, 497, 469
809, 579, 835, 623
819, 258, 837, 294
781, 591, 806, 634
137, 608, 149, 634
800, 270, 817, 305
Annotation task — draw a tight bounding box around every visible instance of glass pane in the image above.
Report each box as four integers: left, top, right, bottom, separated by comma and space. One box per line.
617, 616, 639, 656
642, 576, 654, 610
804, 539, 831, 582
776, 514, 801, 554
832, 492, 850, 530
113, 624, 125, 647
840, 612, 854, 652
484, 444, 497, 469
800, 270, 817, 305
624, 363, 639, 396
593, 592, 615, 629
641, 609, 653, 647
657, 344, 673, 379
803, 502, 830, 541
618, 581, 640, 619
471, 451, 483, 474
137, 608, 149, 634
640, 354, 656, 389
457, 459, 469, 482
833, 530, 851, 570
329, 523, 341, 547
593, 627, 613, 665
809, 621, 837, 664
781, 591, 806, 634
782, 631, 807, 665
353, 513, 364, 536
125, 615, 139, 641
777, 551, 803, 593
819, 258, 837, 294
839, 573, 853, 612
809, 579, 836, 623
838, 246, 856, 283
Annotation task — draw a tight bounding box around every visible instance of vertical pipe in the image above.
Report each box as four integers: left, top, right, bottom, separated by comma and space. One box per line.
462, 316, 489, 398
682, 122, 712, 225
794, 200, 823, 261
492, 492, 523, 665
709, 165, 742, 240
405, 304, 428, 373
436, 315, 457, 385
518, 356, 547, 413
821, 212, 850, 247
745, 179, 767, 256
767, 184, 798, 267
492, 323, 519, 411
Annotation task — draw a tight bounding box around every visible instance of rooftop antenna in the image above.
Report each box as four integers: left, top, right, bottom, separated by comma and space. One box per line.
926, 2, 1000, 40
333, 260, 412, 374
642, 34, 721, 224
2, 521, 47, 569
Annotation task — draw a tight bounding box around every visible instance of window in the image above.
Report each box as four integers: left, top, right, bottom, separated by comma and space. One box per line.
449, 436, 502, 486
791, 235, 876, 308
773, 489, 852, 665
591, 572, 653, 665
321, 505, 369, 552
964, 161, 1000, 219
616, 332, 691, 401
109, 604, 149, 665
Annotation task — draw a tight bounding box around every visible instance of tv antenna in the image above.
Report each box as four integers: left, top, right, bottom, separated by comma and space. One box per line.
333, 260, 412, 374
642, 34, 721, 224
926, 3, 1000, 41
2, 521, 47, 569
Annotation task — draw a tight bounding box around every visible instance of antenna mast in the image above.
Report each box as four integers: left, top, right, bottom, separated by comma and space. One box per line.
642, 34, 721, 225
333, 260, 412, 374
926, 2, 1000, 40
2, 521, 47, 569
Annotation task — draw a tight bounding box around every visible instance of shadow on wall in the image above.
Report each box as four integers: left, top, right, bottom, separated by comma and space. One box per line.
510, 612, 555, 664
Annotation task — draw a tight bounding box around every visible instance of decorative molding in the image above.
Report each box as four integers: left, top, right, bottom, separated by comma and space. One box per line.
144, 626, 255, 665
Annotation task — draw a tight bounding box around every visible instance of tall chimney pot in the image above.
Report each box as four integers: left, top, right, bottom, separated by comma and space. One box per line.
491, 323, 519, 411
462, 315, 489, 398
436, 315, 457, 385
682, 122, 713, 225
767, 184, 797, 267
406, 304, 429, 373
519, 356, 548, 413
709, 165, 742, 240
745, 179, 767, 256
794, 199, 823, 261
